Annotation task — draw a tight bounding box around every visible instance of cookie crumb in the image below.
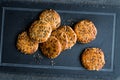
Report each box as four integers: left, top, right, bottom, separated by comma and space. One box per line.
33, 53, 43, 64
51, 60, 55, 66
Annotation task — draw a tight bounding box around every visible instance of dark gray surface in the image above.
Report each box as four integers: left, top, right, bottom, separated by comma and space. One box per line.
2, 5, 114, 70
0, 0, 120, 80
2, 0, 120, 6
0, 72, 100, 80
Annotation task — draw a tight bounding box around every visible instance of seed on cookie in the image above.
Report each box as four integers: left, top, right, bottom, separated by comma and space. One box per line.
16, 31, 38, 54
81, 48, 105, 71
39, 9, 61, 30
74, 19, 97, 43
29, 20, 52, 43
40, 36, 62, 59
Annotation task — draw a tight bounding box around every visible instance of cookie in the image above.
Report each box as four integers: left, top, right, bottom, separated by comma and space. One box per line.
81, 48, 105, 71
39, 9, 61, 30
40, 36, 62, 59
16, 31, 38, 54
58, 26, 77, 49
74, 20, 97, 43
51, 29, 68, 51
29, 20, 52, 43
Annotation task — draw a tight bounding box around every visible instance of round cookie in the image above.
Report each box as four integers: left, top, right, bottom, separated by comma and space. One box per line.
29, 20, 52, 43
81, 48, 105, 71
39, 9, 61, 30
58, 26, 77, 49
74, 20, 97, 43
51, 29, 68, 51
16, 31, 38, 54
40, 36, 62, 59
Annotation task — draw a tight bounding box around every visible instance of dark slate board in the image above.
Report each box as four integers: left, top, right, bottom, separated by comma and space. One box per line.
0, 1, 120, 80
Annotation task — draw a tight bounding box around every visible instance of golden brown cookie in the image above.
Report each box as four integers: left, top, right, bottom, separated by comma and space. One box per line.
51, 29, 68, 51
29, 20, 52, 43
40, 36, 62, 59
58, 26, 77, 49
81, 48, 105, 71
74, 20, 97, 43
39, 9, 61, 30
16, 31, 38, 54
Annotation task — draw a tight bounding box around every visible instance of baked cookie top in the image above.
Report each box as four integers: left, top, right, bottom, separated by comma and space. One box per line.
29, 20, 52, 43
51, 29, 68, 51
40, 36, 62, 59
74, 20, 97, 43
58, 26, 77, 49
39, 9, 61, 30
16, 31, 38, 54
81, 48, 105, 71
